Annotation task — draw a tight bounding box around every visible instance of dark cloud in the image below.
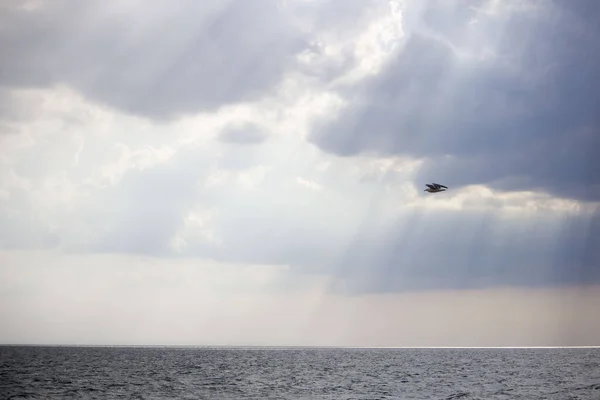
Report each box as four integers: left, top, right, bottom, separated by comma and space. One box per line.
310, 0, 600, 201
330, 208, 600, 295
0, 0, 308, 119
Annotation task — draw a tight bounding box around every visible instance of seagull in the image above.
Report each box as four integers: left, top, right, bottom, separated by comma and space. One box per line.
424, 183, 448, 193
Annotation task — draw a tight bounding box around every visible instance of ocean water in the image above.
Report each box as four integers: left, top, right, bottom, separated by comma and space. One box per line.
1, 346, 598, 399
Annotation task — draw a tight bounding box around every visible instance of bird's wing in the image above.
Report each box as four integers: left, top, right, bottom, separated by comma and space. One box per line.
426, 184, 435, 189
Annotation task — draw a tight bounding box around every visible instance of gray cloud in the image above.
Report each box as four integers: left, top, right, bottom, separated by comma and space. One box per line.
1, 0, 598, 298
330, 208, 600, 295
84, 148, 211, 256
218, 124, 268, 145
82, 147, 600, 294
2, 135, 598, 295
310, 0, 600, 201
0, 0, 308, 119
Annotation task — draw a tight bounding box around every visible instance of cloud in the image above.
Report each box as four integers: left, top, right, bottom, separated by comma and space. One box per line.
1, 98, 598, 294
0, 0, 310, 119
0, 0, 598, 311
331, 205, 600, 295
310, 0, 600, 201
218, 123, 268, 145
296, 176, 322, 191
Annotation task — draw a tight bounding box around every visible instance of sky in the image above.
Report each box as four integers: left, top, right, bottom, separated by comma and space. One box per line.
1, 0, 599, 347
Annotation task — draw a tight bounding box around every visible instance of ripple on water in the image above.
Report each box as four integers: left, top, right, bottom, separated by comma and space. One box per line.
1, 347, 599, 399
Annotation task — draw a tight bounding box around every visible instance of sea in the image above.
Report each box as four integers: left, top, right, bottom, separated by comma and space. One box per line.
1, 346, 599, 399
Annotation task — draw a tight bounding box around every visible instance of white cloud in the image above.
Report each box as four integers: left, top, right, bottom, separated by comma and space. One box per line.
406, 184, 589, 214
296, 176, 322, 191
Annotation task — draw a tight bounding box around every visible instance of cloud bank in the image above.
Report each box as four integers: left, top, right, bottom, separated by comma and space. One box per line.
311, 0, 600, 201
0, 0, 598, 345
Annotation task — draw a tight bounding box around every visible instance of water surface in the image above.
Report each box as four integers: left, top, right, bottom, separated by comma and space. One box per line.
1, 346, 599, 399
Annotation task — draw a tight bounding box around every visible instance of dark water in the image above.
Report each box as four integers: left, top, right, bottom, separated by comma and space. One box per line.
1, 346, 599, 399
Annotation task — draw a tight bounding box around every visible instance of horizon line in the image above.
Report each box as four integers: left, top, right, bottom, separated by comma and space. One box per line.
2, 344, 599, 349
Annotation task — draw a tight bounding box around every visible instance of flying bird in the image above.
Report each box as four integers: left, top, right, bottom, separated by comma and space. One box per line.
424, 183, 448, 193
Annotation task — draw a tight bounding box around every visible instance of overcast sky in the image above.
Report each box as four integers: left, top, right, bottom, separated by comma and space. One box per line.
1, 0, 599, 347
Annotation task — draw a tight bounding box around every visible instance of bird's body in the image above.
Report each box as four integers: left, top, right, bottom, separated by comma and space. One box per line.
424, 183, 448, 193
